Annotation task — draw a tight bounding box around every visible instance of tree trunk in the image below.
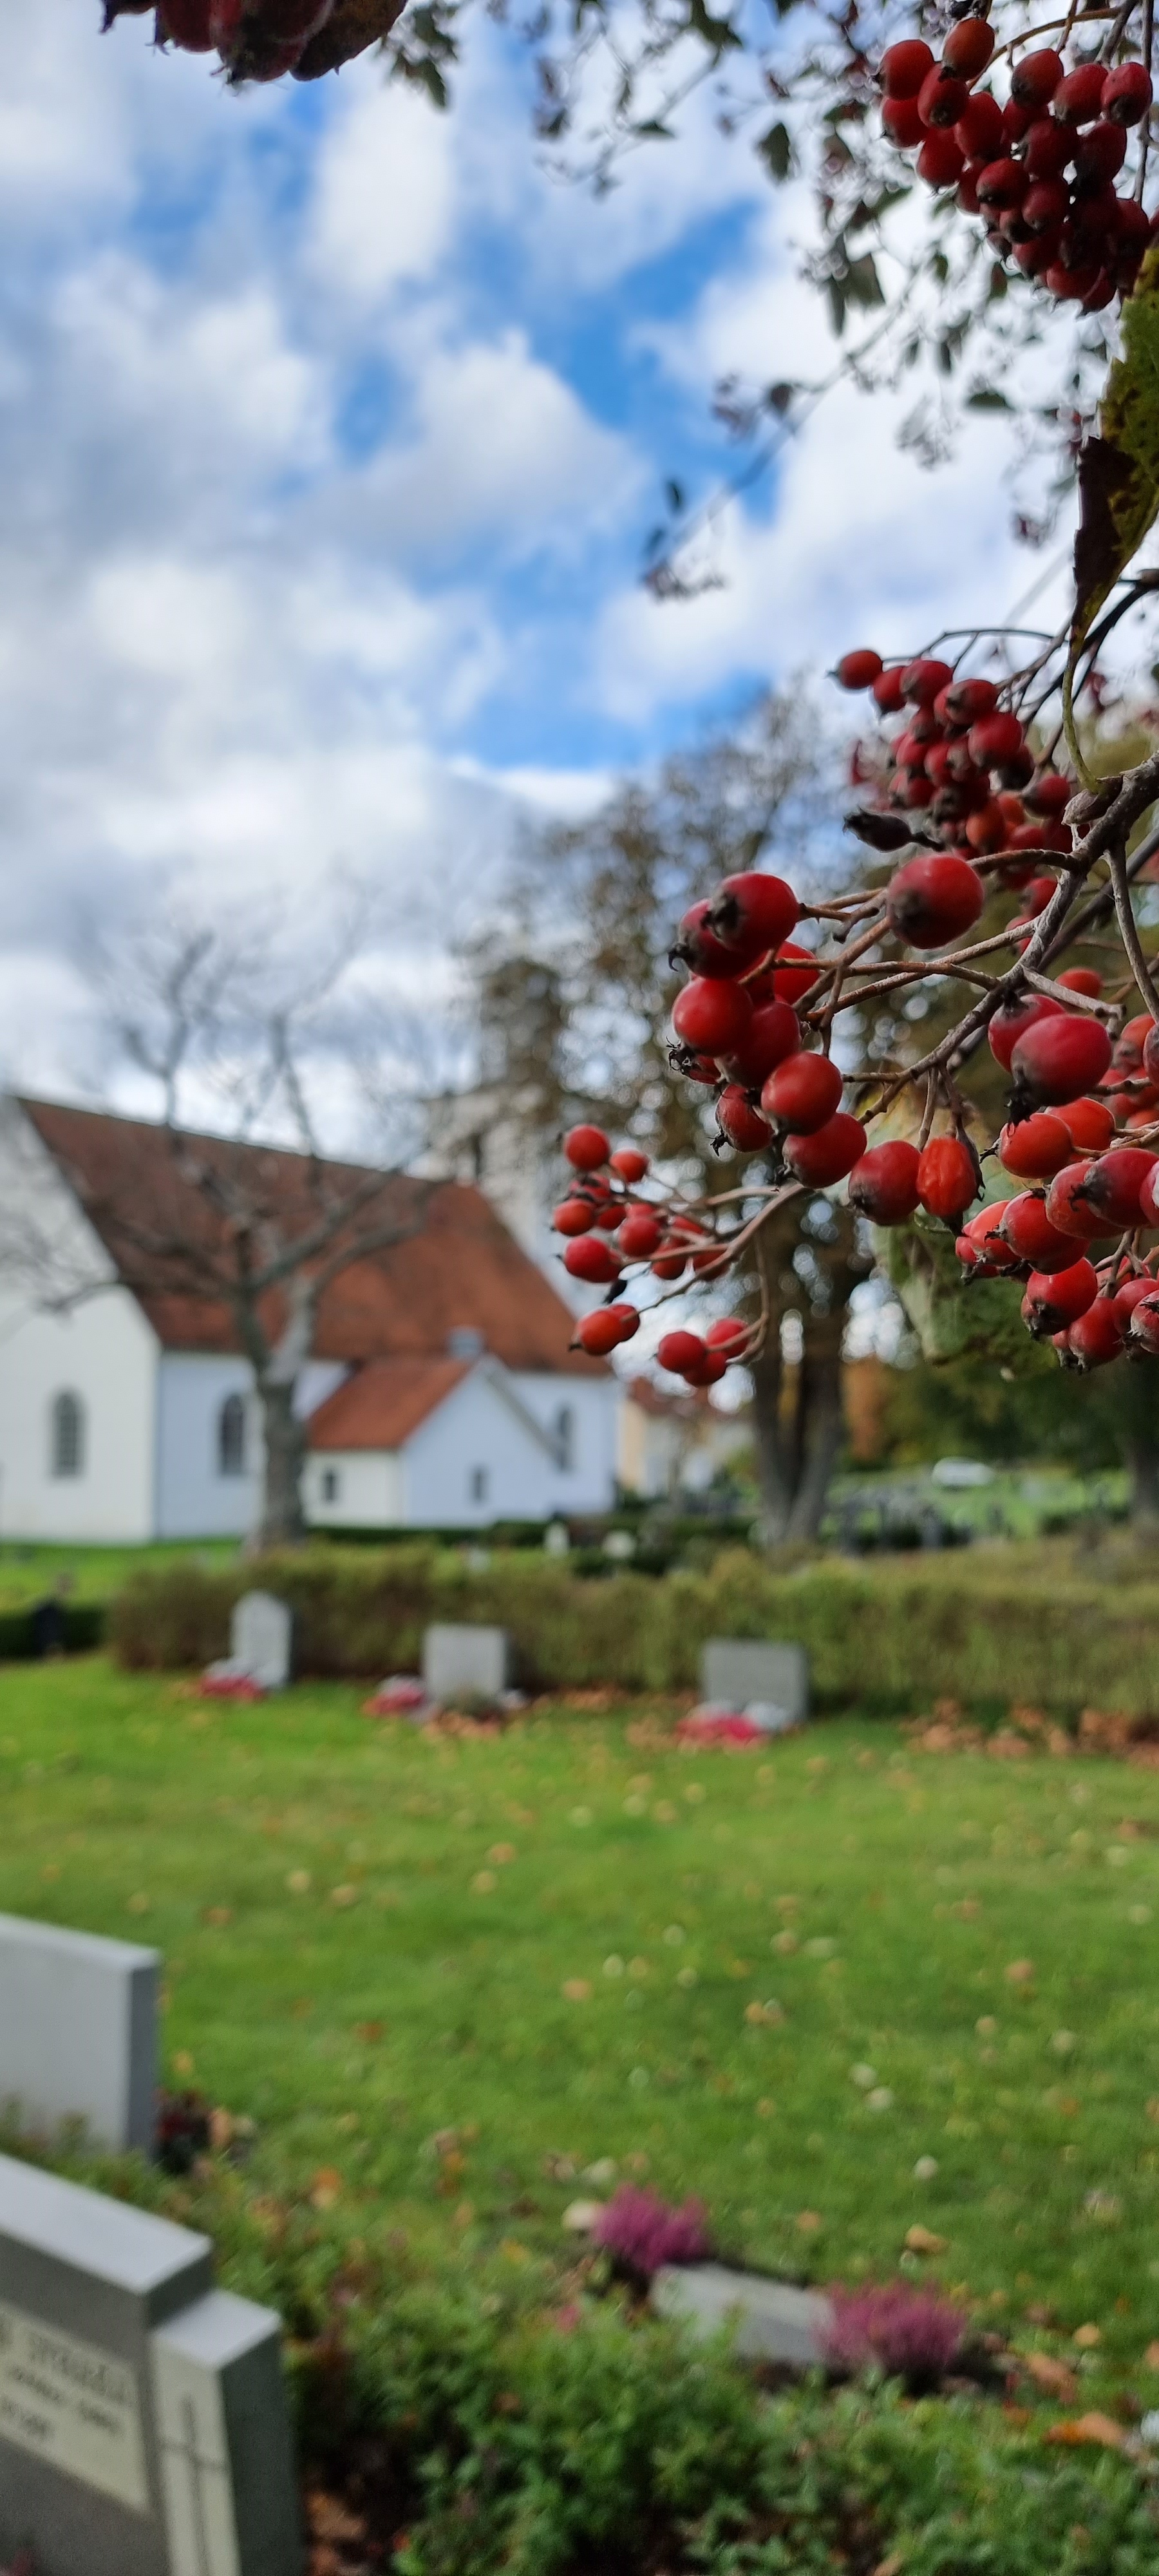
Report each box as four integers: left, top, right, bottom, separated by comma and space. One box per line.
785, 1309, 846, 1540
749, 1320, 793, 1542
1126, 1423, 1159, 1526
253, 1376, 307, 1550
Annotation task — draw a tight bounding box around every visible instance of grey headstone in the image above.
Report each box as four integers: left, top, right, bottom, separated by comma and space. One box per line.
0, 2154, 299, 2576
701, 1638, 809, 1728
231, 1592, 292, 1690
651, 2262, 833, 2365
0, 1914, 158, 2152
422, 1623, 510, 1703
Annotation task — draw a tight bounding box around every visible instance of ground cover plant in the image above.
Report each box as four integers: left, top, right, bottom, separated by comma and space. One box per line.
8, 1657, 1159, 2566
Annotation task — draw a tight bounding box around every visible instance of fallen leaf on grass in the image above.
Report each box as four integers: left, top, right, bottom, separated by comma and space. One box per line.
562, 1979, 592, 2002
487, 1843, 516, 1864
287, 1871, 312, 1895
1145, 2341, 1159, 2369
1073, 2322, 1102, 2349
905, 2225, 948, 2256
330, 1884, 358, 1909
126, 1893, 151, 1915
173, 2050, 194, 2078
310, 2169, 343, 2211
355, 2021, 384, 2043
1023, 2353, 1079, 2401
1045, 2412, 1125, 2450
203, 1906, 232, 1927
796, 2210, 822, 2234
1005, 1959, 1035, 1985
471, 1871, 496, 1895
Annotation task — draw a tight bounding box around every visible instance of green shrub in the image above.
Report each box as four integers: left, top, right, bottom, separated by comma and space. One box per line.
0, 1602, 105, 1661
108, 1542, 1159, 1712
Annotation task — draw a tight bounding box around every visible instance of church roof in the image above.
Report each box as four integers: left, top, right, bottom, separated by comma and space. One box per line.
19, 1097, 605, 1379
307, 1356, 473, 1450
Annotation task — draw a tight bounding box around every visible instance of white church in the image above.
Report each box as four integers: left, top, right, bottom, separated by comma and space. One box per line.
0, 1095, 620, 1542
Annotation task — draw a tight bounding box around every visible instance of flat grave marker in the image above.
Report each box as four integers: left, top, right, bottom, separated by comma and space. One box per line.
422, 1622, 510, 1705
0, 1914, 158, 2152
0, 2152, 299, 2576
700, 1638, 809, 1732
652, 2262, 833, 2365
205, 1593, 293, 1696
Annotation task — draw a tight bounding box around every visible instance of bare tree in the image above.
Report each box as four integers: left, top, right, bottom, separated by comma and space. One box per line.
10, 900, 433, 1548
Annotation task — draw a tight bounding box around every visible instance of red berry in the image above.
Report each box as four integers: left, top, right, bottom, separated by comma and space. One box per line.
900, 656, 955, 703
999, 1113, 1073, 1179
1053, 64, 1108, 124
1010, 47, 1063, 109
1115, 1273, 1157, 1325
956, 95, 1004, 162
880, 39, 934, 97
1059, 1097, 1115, 1151
1103, 60, 1153, 124
564, 1124, 610, 1171
918, 66, 970, 127
784, 1113, 867, 1187
917, 1135, 979, 1221
976, 156, 1026, 209
872, 666, 907, 713
657, 1329, 706, 1378
886, 853, 985, 948
594, 1198, 625, 1231
962, 1200, 1017, 1267
563, 1235, 622, 1285
609, 1146, 649, 1182
918, 131, 965, 184
553, 1198, 597, 1236
1074, 119, 1127, 184
1142, 1023, 1159, 1086
968, 710, 1026, 764
761, 1052, 843, 1133
1022, 1258, 1099, 1334
1012, 1013, 1113, 1104
1129, 1291, 1159, 1353
1066, 1298, 1124, 1368
576, 1307, 632, 1356
1044, 1160, 1106, 1240
771, 941, 818, 1007
605, 1301, 640, 1341
1140, 1165, 1159, 1226
883, 95, 927, 146
1024, 117, 1073, 177
724, 999, 801, 1088
1000, 1189, 1084, 1270
1078, 1146, 1158, 1227
209, 0, 246, 40
674, 898, 751, 979
672, 977, 753, 1055
706, 871, 799, 958
988, 992, 1064, 1072
706, 1316, 748, 1355
1024, 177, 1070, 232
717, 1085, 773, 1152
1113, 1011, 1155, 1074
158, 0, 214, 43
617, 1209, 663, 1258
834, 649, 884, 689
944, 17, 994, 78
940, 672, 999, 726
847, 1139, 921, 1223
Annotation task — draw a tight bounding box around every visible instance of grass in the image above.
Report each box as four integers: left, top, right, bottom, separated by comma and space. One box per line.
0, 1538, 238, 1609
6, 1657, 1159, 2389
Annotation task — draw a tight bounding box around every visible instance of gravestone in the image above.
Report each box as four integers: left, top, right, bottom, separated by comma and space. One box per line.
700, 1638, 809, 1732
422, 1622, 510, 1704
205, 1593, 292, 1695
0, 2153, 300, 2576
0, 1915, 158, 2152
651, 2262, 833, 2365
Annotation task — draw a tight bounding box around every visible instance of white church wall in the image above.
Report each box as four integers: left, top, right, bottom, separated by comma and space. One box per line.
507, 1372, 620, 1513
399, 1366, 603, 1526
156, 1356, 351, 1539
0, 1104, 158, 1541
303, 1448, 405, 1528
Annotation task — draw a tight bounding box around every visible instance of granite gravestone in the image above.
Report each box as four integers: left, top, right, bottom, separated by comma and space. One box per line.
0, 1915, 158, 2152
422, 1623, 510, 1704
205, 1593, 293, 1695
700, 1638, 809, 1732
0, 2154, 300, 2576
651, 2262, 832, 2364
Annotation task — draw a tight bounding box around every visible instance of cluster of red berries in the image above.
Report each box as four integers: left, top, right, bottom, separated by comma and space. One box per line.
102, 0, 397, 82
880, 30, 1155, 312
836, 647, 1073, 920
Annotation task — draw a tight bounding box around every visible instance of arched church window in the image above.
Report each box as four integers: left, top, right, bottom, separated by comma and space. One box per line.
218, 1392, 247, 1478
50, 1390, 85, 1479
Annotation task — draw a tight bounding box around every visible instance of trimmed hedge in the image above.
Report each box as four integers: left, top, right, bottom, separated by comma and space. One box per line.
0, 1602, 106, 1661
109, 1544, 1159, 1712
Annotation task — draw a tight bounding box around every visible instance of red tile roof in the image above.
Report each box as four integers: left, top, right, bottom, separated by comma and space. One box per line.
308, 1356, 472, 1450
21, 1097, 605, 1379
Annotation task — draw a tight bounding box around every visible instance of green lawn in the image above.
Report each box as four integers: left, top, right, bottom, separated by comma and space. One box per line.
5, 1657, 1159, 2382
0, 1539, 239, 1609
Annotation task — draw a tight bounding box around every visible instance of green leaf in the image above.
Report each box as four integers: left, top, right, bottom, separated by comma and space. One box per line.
1066, 242, 1159, 779
879, 1213, 1032, 1367
844, 253, 884, 311
757, 119, 794, 182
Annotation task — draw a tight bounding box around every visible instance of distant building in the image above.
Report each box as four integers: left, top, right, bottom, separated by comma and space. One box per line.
618, 1376, 751, 1501
0, 1097, 619, 1540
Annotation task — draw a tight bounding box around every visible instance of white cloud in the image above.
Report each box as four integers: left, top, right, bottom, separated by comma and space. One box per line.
306, 79, 456, 303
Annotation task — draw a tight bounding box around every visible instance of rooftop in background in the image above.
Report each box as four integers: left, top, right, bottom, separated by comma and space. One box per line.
18, 1097, 606, 1379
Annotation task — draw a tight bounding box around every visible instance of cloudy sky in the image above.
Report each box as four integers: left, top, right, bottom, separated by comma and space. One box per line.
0, 1, 1057, 1115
